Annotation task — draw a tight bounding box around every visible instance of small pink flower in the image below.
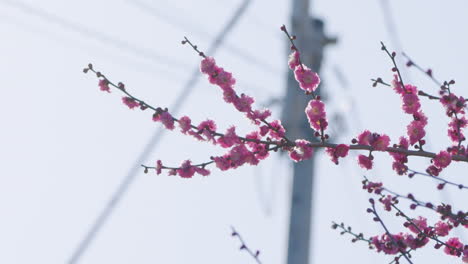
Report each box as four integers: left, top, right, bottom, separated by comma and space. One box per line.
156, 160, 163, 175
434, 221, 451, 237
407, 216, 427, 234
229, 144, 258, 167
449, 116, 468, 132
448, 128, 462, 142
217, 126, 241, 148
407, 120, 426, 145
269, 120, 286, 140
440, 93, 466, 115
289, 139, 313, 162
213, 156, 231, 171
398, 136, 410, 149
288, 50, 300, 70
392, 161, 408, 175
413, 110, 428, 125
356, 131, 389, 150
357, 130, 372, 145
305, 99, 325, 121
259, 125, 269, 136
358, 155, 373, 170
372, 233, 407, 255
213, 68, 236, 88
370, 134, 390, 151
433, 151, 452, 168
200, 57, 217, 75
335, 144, 350, 157
178, 116, 192, 134
245, 131, 269, 160
233, 94, 254, 113
392, 74, 404, 95
390, 137, 409, 165
402, 93, 421, 114
404, 233, 429, 249
159, 112, 175, 130
222, 87, 237, 103
448, 117, 466, 143
247, 109, 271, 124
98, 79, 111, 92
305, 99, 327, 131
153, 111, 175, 130
363, 181, 383, 193
380, 195, 393, 211
294, 65, 320, 93
197, 120, 217, 141
326, 144, 349, 164
177, 160, 196, 178
122, 96, 140, 109
444, 237, 463, 256
404, 84, 418, 94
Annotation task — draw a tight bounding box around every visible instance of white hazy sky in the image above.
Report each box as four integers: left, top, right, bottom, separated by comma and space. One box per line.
0, 0, 467, 263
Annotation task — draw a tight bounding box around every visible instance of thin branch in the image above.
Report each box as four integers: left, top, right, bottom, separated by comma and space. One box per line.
408, 169, 468, 190
231, 227, 262, 264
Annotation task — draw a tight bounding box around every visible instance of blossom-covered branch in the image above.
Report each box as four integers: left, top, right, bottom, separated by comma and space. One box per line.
85, 23, 468, 262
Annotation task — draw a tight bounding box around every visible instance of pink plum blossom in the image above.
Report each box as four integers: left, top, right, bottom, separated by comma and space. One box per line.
371, 233, 407, 255
156, 160, 163, 175
268, 120, 286, 139
179, 116, 192, 134
305, 99, 327, 131
289, 140, 313, 162
217, 126, 241, 148
407, 216, 428, 234
177, 160, 196, 178
233, 94, 254, 113
122, 96, 140, 109
326, 144, 349, 164
407, 120, 426, 145
434, 221, 451, 237
444, 237, 464, 256
294, 65, 320, 93
200, 57, 217, 75
288, 50, 300, 70
197, 120, 217, 141
153, 111, 175, 130
402, 93, 421, 114
98, 79, 110, 92
358, 155, 373, 170
433, 151, 452, 168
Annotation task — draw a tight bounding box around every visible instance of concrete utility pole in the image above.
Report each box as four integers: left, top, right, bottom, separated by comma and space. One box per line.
282, 1, 335, 263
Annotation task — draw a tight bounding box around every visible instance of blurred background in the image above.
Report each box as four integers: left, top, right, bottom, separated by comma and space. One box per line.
0, 0, 467, 263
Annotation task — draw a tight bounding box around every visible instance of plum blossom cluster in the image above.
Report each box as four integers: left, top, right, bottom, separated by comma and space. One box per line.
353, 130, 391, 170
351, 179, 468, 262
85, 25, 468, 263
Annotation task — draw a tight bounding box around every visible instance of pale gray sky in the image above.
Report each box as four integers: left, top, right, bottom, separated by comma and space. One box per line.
0, 0, 467, 263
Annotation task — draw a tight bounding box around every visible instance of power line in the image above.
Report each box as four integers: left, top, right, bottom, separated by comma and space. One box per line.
67, 1, 253, 263
0, 0, 188, 72
0, 12, 182, 80
379, 0, 411, 81
127, 0, 282, 76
